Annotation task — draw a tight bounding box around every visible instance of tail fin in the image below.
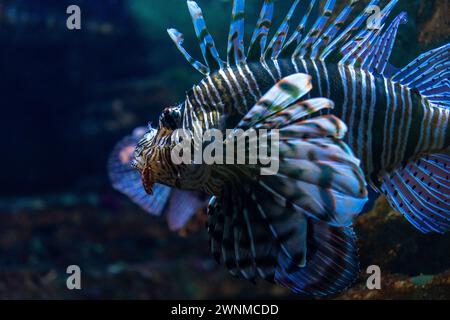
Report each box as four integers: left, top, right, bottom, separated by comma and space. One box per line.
207, 74, 367, 295
381, 153, 450, 234
393, 43, 450, 109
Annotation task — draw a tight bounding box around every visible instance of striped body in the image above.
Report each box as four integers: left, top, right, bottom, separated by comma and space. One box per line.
185, 58, 450, 188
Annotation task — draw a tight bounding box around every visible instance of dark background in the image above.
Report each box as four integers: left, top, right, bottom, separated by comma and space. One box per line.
0, 0, 449, 299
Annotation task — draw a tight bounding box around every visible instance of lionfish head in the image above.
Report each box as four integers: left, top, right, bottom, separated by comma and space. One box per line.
132, 105, 183, 194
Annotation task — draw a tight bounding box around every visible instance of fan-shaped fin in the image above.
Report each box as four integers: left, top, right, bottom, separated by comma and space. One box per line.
275, 221, 359, 296
356, 12, 407, 76
237, 73, 313, 128
258, 98, 335, 129
382, 154, 450, 234
393, 44, 450, 85
320, 0, 380, 60
355, 12, 407, 74
206, 74, 367, 295
393, 43, 450, 108
369, 12, 407, 75
236, 74, 368, 227
165, 189, 208, 231
359, 26, 386, 69
208, 192, 280, 282
339, 0, 399, 65
340, 25, 384, 67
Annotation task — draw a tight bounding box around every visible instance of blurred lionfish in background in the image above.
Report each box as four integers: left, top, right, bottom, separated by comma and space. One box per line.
109, 0, 450, 296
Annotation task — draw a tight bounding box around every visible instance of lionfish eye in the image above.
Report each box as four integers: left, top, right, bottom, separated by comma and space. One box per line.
159, 106, 182, 130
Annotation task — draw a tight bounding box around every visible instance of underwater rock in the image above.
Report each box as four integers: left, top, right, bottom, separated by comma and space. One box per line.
354, 197, 450, 277
418, 0, 450, 45
337, 270, 450, 300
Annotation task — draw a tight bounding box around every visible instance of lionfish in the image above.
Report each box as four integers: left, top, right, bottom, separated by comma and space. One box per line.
109, 0, 449, 296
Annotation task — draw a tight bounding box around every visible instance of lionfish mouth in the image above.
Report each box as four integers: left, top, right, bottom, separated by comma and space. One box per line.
141, 166, 155, 195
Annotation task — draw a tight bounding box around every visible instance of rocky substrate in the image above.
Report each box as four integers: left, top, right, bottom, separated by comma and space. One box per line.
0, 195, 448, 299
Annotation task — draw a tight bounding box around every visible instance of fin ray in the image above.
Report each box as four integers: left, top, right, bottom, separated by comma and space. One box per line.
275, 221, 359, 296
238, 73, 313, 128
311, 0, 359, 59
282, 0, 318, 57
187, 0, 224, 71
247, 0, 274, 61
294, 0, 337, 58
265, 0, 300, 59
167, 28, 210, 75
393, 43, 450, 108
227, 0, 246, 66
371, 12, 408, 75
382, 154, 450, 234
